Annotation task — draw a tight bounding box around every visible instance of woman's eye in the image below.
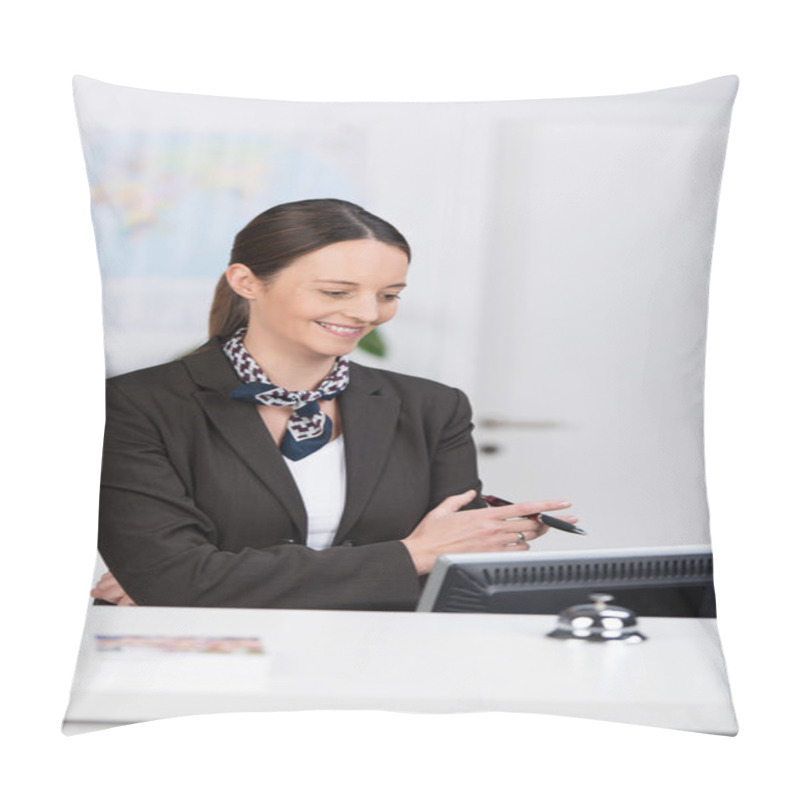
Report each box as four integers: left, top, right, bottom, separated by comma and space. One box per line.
321, 290, 401, 301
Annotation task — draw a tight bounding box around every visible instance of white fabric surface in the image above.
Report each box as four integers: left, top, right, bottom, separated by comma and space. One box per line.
284, 437, 346, 550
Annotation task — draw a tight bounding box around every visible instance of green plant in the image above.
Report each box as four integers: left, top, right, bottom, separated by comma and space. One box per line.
357, 328, 387, 357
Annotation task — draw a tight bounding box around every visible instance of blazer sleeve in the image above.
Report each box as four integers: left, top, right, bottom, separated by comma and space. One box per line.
427, 387, 485, 511
98, 381, 422, 611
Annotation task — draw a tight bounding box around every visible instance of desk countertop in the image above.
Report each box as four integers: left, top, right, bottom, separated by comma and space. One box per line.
64, 606, 737, 735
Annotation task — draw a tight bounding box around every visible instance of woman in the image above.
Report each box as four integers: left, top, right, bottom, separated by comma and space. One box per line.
92, 199, 576, 610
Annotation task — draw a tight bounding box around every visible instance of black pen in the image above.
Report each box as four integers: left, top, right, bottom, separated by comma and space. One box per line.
482, 494, 588, 535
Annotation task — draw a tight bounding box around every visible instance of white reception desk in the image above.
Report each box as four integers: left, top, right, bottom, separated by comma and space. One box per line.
64, 606, 737, 735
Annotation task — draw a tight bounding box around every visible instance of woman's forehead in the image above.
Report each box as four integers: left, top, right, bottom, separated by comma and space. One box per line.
287, 240, 409, 281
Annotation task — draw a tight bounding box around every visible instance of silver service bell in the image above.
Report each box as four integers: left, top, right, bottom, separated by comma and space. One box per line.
547, 593, 646, 643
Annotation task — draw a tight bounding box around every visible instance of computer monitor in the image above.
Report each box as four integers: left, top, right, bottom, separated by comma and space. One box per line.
416, 545, 715, 617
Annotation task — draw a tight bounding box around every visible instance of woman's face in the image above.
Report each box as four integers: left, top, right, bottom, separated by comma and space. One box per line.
230, 239, 409, 362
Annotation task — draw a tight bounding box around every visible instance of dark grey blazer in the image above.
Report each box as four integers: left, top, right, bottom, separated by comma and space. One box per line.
98, 341, 483, 611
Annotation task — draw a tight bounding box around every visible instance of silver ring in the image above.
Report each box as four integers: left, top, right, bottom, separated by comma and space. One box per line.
516, 532, 527, 543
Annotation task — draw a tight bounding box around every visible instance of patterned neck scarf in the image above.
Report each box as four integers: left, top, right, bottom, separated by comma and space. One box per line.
223, 328, 350, 461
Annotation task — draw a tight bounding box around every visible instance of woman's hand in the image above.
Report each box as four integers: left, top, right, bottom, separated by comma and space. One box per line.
90, 571, 137, 606
401, 489, 577, 575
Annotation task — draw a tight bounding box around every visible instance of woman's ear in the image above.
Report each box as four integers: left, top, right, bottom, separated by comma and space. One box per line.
225, 263, 258, 299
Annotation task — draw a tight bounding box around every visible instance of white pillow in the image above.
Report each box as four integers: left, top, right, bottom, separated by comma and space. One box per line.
66, 75, 738, 736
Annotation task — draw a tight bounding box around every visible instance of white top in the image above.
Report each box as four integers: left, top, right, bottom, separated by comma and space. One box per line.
283, 436, 346, 550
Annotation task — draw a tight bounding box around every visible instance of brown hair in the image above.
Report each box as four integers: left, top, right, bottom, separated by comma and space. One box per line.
208, 199, 411, 340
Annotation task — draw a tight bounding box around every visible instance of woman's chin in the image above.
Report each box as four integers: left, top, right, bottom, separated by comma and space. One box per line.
306, 341, 359, 360
312, 329, 370, 357
332, 343, 361, 358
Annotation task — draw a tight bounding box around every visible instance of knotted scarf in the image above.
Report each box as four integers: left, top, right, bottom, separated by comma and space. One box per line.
223, 328, 349, 460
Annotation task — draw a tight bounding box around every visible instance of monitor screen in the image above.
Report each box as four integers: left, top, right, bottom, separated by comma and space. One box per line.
416, 545, 715, 617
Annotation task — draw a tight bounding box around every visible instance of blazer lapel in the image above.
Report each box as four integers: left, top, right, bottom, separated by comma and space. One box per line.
181, 344, 401, 545
334, 363, 401, 544
182, 343, 307, 536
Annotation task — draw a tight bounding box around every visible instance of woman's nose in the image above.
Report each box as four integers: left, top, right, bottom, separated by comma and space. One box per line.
345, 296, 380, 323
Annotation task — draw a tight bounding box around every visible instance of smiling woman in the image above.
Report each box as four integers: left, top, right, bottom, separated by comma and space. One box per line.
92, 199, 575, 610
227, 239, 408, 370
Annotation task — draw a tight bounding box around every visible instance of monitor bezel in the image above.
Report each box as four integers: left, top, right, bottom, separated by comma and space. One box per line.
416, 544, 714, 613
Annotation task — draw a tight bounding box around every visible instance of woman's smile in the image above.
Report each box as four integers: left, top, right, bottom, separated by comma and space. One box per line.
315, 321, 368, 338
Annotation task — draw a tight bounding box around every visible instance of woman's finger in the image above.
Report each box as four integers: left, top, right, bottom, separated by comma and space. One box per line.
90, 572, 131, 604
501, 531, 531, 548
499, 538, 530, 550
496, 518, 539, 535
479, 499, 572, 519
484, 524, 537, 546
429, 489, 478, 517
91, 585, 125, 603
93, 574, 118, 592
538, 514, 579, 523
